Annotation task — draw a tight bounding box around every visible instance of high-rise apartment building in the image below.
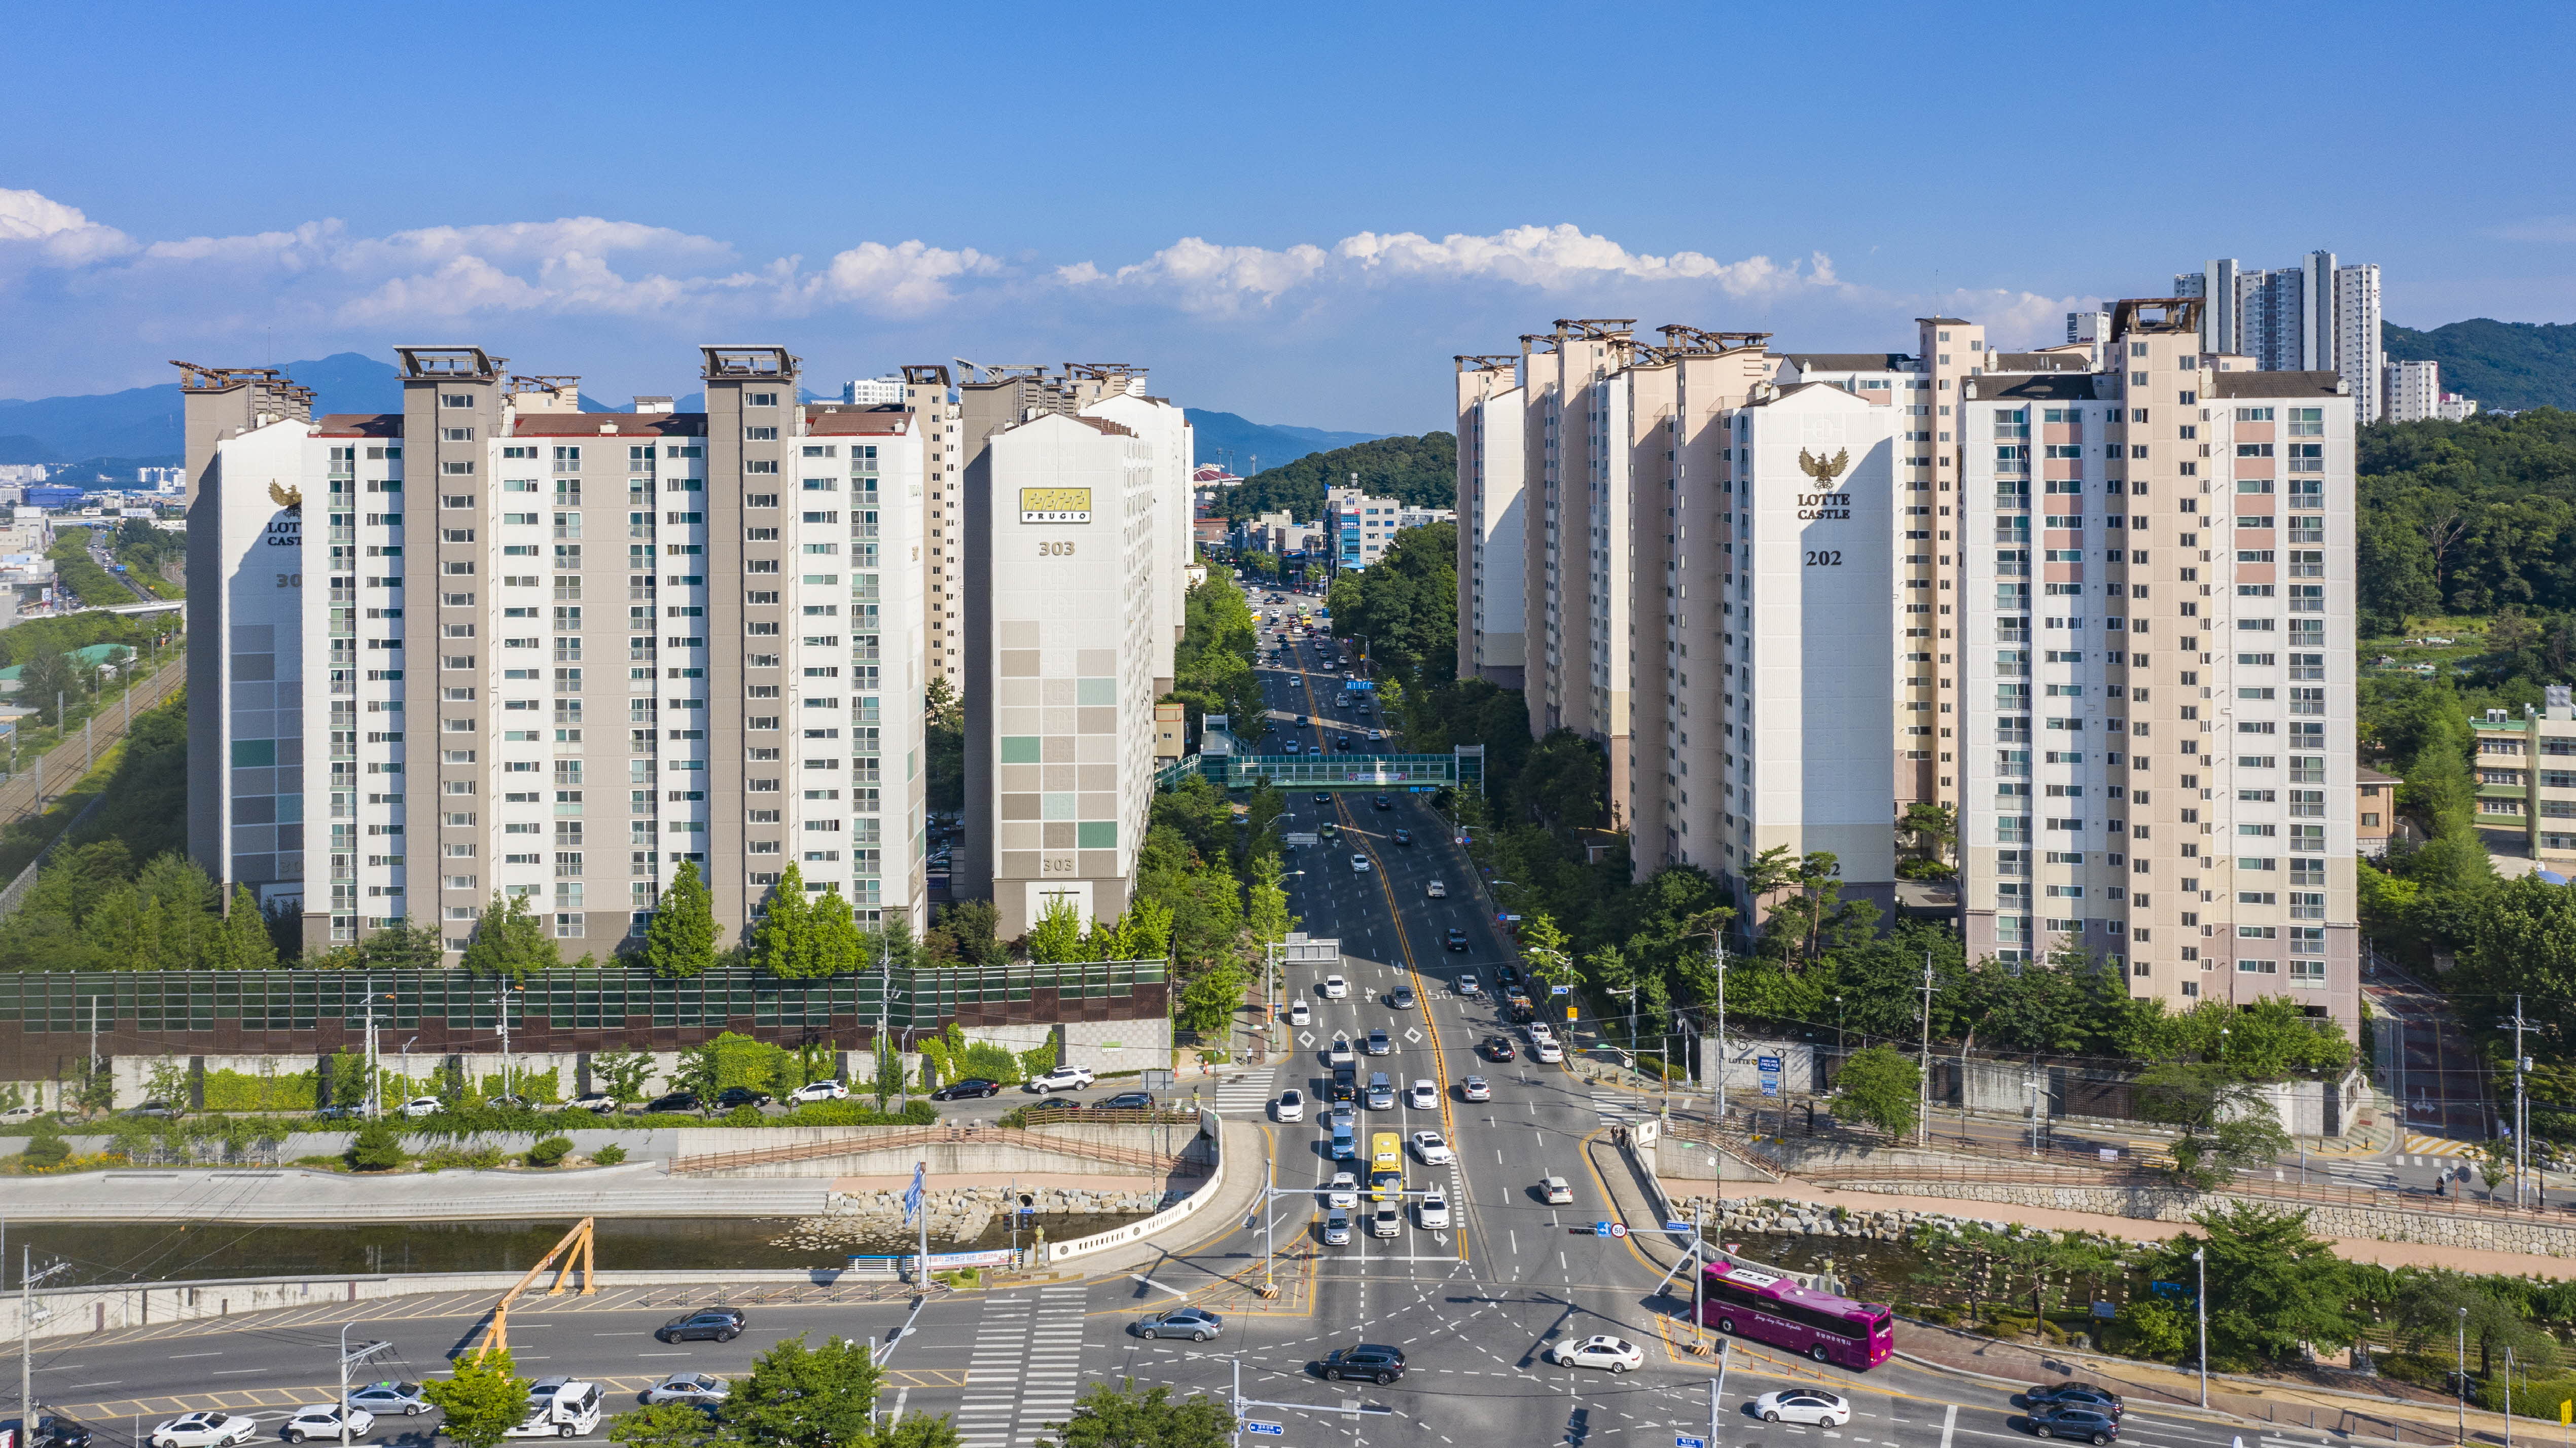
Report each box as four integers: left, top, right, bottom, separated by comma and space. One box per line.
958, 411, 1163, 938
1956, 298, 2359, 1029
2177, 252, 2383, 424
899, 367, 964, 692
1453, 357, 1526, 689
1458, 298, 2360, 1032
2382, 358, 2482, 423
185, 346, 928, 958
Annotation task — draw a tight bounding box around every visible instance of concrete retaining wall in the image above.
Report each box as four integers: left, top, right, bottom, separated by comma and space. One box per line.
1043, 1121, 1232, 1264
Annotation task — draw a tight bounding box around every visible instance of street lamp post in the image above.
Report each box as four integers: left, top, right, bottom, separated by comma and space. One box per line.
2194, 1247, 2208, 1408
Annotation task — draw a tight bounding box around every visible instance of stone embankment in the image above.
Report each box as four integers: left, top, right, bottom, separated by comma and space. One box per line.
812, 1183, 1162, 1248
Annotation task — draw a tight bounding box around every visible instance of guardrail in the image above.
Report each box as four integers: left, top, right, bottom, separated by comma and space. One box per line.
1044, 1120, 1229, 1264
669, 1124, 1193, 1176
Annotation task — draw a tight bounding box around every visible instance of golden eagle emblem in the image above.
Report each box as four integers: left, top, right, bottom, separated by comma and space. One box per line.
268, 481, 302, 512
1797, 448, 1849, 483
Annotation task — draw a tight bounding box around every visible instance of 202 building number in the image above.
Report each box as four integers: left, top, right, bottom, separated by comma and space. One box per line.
1804, 550, 1841, 567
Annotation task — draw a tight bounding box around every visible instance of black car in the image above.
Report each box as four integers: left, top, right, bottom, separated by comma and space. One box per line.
1313, 792, 1330, 803
714, 1087, 771, 1110
1095, 1091, 1156, 1112
2, 1418, 93, 1448
1021, 1097, 1085, 1116
643, 1091, 701, 1114
1481, 1036, 1517, 1062
2025, 1386, 2123, 1417
1317, 1344, 1406, 1384
2028, 1408, 2119, 1444
929, 1078, 1003, 1101
1335, 737, 1354, 750
1329, 1069, 1357, 1104
1372, 794, 1392, 810
657, 1309, 745, 1344
1444, 928, 1469, 952
1497, 965, 1523, 991
1391, 828, 1411, 845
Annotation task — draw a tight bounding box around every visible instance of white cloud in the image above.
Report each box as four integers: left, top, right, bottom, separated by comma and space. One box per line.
0, 187, 135, 265
1924, 287, 2113, 349
1057, 224, 1845, 310
812, 240, 1000, 314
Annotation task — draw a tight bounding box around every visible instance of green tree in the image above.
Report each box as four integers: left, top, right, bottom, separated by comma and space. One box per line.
803, 886, 862, 979
460, 892, 559, 980
727, 1334, 887, 1448
924, 674, 965, 814
872, 1033, 905, 1108
642, 859, 721, 978
590, 1048, 657, 1106
204, 884, 277, 970
17, 649, 77, 727
1897, 802, 1956, 877
753, 863, 816, 975
2386, 1268, 2561, 1379
606, 1403, 719, 1448
20, 1120, 69, 1169
1175, 958, 1245, 1038
1832, 1044, 1921, 1140
422, 1346, 534, 1448
1035, 1381, 1234, 1448
1027, 896, 1084, 964
1520, 912, 1572, 987
2135, 1061, 2291, 1188
2159, 1204, 2365, 1371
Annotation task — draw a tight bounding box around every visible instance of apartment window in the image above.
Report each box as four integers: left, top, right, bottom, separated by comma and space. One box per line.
2287, 407, 2323, 437
2236, 443, 2274, 459
746, 392, 778, 407
2235, 407, 2274, 422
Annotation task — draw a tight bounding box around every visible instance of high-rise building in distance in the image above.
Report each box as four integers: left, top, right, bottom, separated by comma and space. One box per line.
2176, 252, 2383, 424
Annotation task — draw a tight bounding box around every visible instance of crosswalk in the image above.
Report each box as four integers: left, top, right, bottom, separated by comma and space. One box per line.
1590, 1090, 1652, 1124
954, 1294, 1032, 1448
1015, 1284, 1091, 1444
2403, 1133, 2475, 1158
1211, 1069, 1281, 1115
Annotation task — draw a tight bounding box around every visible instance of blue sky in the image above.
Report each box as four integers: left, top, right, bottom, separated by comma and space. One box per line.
1, 1, 2564, 434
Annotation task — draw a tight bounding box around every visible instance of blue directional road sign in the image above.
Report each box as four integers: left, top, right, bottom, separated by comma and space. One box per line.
1594, 1221, 1613, 1237
1551, 984, 1570, 995
1245, 1424, 1284, 1437
1664, 1221, 1696, 1234
1678, 1437, 1708, 1448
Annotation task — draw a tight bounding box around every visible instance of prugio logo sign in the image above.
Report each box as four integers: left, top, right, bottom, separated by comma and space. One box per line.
1019, 487, 1092, 523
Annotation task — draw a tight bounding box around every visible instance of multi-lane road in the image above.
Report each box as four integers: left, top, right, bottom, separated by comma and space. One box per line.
0, 595, 2421, 1448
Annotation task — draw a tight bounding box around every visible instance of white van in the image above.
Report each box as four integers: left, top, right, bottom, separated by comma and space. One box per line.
510, 1380, 602, 1438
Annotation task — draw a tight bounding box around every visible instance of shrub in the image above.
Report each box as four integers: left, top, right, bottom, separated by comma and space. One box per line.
526, 1134, 573, 1168
348, 1120, 405, 1171
591, 1143, 627, 1166
19, 1126, 67, 1169
724, 1105, 764, 1128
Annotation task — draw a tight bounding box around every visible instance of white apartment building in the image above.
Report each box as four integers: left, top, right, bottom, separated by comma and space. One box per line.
959, 411, 1162, 938
183, 347, 928, 959
1956, 298, 2359, 1030
2383, 358, 2482, 423
2177, 252, 2383, 423
1454, 357, 1527, 689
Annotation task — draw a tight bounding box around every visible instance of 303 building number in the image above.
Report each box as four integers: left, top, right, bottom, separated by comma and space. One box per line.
1038, 541, 1077, 557
1040, 855, 1079, 874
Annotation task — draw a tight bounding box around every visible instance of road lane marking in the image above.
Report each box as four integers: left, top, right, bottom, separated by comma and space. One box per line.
1942, 1403, 1957, 1448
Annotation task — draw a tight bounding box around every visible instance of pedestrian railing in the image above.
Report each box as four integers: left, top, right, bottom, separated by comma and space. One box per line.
669, 1123, 1193, 1176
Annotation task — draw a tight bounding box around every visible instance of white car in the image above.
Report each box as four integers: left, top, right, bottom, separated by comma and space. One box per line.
642, 1373, 730, 1407
1751, 1390, 1852, 1426
1548, 1334, 1644, 1373
1411, 1130, 1453, 1165
1024, 1065, 1096, 1094
281, 1406, 373, 1444
1327, 1037, 1355, 1068
1369, 730, 1384, 741
1274, 1089, 1306, 1123
0, 1104, 43, 1125
1322, 975, 1349, 999
1534, 1039, 1564, 1063
1371, 1204, 1401, 1238
1350, 854, 1371, 874
1425, 880, 1447, 898
1325, 1171, 1359, 1209
785, 1080, 847, 1104
1540, 1176, 1574, 1204
1407, 1080, 1438, 1111
1417, 1187, 1450, 1229
1461, 1075, 1491, 1102
1287, 1000, 1312, 1026
151, 1414, 258, 1448
398, 1096, 443, 1119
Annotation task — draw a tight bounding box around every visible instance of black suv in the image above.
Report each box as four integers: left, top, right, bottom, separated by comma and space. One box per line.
1444, 928, 1469, 952
657, 1309, 746, 1344
714, 1087, 771, 1110
1330, 1067, 1357, 1103
1096, 1091, 1156, 1111
644, 1091, 701, 1114
2028, 1407, 2118, 1443
1497, 965, 1523, 991
1372, 794, 1393, 810
2025, 1385, 2122, 1417
1317, 1344, 1406, 1384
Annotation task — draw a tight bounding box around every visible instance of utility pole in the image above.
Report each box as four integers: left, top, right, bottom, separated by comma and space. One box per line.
20, 1248, 67, 1430
1711, 929, 1728, 1123
2457, 1306, 2468, 1446
2510, 995, 2530, 1209
498, 986, 514, 1103
1918, 950, 1935, 1147
86, 1000, 98, 1114
2194, 1247, 2207, 1408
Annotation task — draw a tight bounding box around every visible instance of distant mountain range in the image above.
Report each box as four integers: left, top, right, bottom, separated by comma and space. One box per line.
2383, 319, 2576, 413
1183, 410, 1385, 473
0, 355, 1384, 476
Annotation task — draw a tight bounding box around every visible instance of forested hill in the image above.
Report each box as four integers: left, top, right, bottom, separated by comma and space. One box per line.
2384, 318, 2576, 412
2357, 408, 2576, 631
1208, 432, 1456, 521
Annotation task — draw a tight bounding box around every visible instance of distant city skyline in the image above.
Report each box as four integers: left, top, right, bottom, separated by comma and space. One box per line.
2, 3, 2568, 433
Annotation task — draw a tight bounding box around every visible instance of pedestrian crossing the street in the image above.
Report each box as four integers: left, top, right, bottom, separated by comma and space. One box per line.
1212, 1069, 1281, 1115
